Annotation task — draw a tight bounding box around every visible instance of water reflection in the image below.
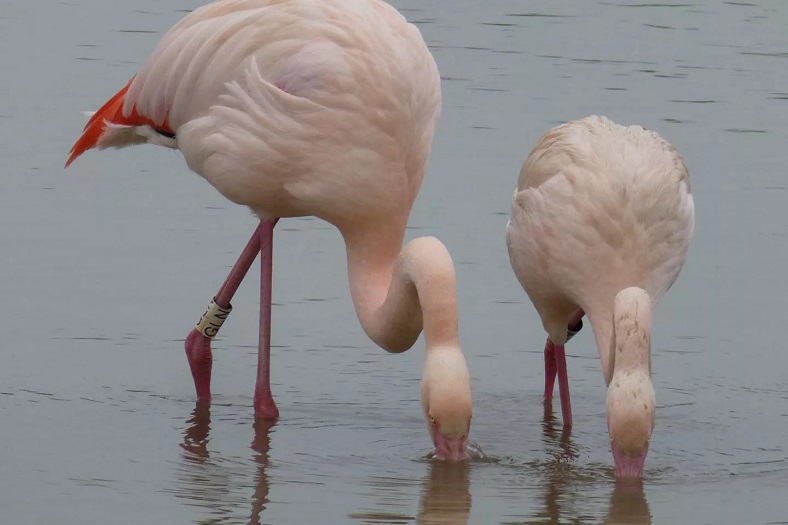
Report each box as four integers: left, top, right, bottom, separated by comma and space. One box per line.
526, 475, 651, 525
541, 398, 579, 464
175, 401, 232, 524
527, 399, 579, 524
174, 402, 274, 525
524, 401, 651, 524
349, 459, 472, 525
602, 481, 651, 525
181, 400, 211, 463
248, 419, 274, 525
416, 461, 472, 525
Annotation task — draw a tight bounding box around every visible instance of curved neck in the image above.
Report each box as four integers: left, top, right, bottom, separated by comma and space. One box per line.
612, 287, 652, 375
589, 309, 615, 385
588, 287, 653, 384
341, 222, 459, 353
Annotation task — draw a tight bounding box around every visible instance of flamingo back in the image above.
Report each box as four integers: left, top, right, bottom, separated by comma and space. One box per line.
507, 116, 695, 322
67, 0, 441, 224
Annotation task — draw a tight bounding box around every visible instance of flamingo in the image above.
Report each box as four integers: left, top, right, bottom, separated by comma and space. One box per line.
66, 0, 472, 461
506, 116, 694, 477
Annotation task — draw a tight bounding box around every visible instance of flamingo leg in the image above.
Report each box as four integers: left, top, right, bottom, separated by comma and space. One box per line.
254, 220, 279, 420
553, 342, 572, 427
543, 309, 585, 427
543, 338, 557, 400
185, 222, 265, 400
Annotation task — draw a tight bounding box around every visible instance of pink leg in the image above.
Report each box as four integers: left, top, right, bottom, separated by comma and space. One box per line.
543, 309, 584, 425
184, 222, 266, 401
184, 330, 215, 401
554, 343, 572, 427
543, 338, 557, 399
254, 221, 279, 420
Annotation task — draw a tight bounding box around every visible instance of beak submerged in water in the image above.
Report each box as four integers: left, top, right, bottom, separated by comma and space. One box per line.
612, 446, 648, 478
433, 432, 469, 462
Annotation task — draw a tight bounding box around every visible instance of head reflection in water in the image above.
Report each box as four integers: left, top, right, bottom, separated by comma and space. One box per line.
531, 470, 652, 524
417, 461, 472, 525
536, 398, 652, 524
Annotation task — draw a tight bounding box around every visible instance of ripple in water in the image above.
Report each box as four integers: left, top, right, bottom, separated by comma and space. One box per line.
423, 441, 497, 463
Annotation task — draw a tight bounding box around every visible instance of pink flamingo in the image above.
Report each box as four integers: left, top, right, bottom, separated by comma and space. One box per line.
506, 116, 694, 477
67, 0, 472, 461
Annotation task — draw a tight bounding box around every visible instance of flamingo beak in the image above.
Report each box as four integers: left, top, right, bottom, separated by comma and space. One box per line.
611, 446, 648, 478
433, 432, 469, 462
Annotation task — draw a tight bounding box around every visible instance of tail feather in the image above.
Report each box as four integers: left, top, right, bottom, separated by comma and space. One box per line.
65, 77, 174, 168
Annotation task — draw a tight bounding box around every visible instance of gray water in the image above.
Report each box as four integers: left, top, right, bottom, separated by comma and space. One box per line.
2, 0, 787, 523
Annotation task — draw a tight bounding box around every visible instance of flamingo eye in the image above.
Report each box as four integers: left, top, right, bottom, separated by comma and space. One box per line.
429, 415, 436, 425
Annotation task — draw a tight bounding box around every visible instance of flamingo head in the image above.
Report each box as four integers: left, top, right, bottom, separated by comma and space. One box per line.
421, 346, 472, 462
606, 370, 655, 478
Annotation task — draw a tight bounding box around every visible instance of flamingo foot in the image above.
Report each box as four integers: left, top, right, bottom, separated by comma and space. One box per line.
554, 343, 572, 427
185, 329, 213, 401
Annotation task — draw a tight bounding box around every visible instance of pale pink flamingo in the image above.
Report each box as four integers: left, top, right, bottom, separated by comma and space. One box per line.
506, 116, 694, 477
66, 0, 472, 461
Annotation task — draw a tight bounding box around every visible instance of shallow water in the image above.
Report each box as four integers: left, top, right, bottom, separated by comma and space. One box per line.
2, 0, 788, 523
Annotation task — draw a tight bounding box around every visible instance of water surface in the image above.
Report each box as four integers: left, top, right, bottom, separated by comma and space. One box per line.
1, 0, 787, 523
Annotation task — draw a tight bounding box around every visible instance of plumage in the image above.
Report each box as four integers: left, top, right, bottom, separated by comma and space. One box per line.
506, 115, 694, 477
67, 0, 471, 460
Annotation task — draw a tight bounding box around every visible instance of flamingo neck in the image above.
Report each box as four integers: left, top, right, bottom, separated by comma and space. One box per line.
587, 287, 653, 385
587, 309, 615, 385
341, 222, 459, 353
611, 287, 652, 376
